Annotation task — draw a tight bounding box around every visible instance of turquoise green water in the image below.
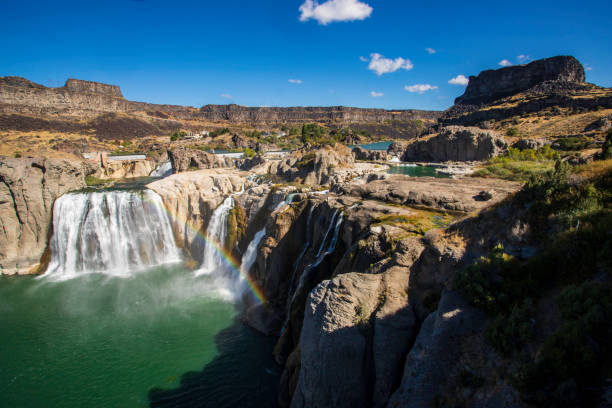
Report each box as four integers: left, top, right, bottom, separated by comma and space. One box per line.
350, 141, 392, 150
0, 266, 279, 408
387, 165, 450, 178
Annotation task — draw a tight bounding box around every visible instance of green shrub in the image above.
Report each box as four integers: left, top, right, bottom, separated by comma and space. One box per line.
85, 175, 106, 186
599, 129, 612, 160
506, 127, 520, 137
473, 146, 559, 181
555, 137, 591, 151
210, 127, 230, 138
243, 147, 256, 158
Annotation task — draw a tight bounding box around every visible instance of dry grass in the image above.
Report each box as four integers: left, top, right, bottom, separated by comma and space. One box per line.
573, 159, 612, 179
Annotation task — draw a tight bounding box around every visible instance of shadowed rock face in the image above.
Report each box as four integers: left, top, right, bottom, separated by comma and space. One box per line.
455, 56, 585, 105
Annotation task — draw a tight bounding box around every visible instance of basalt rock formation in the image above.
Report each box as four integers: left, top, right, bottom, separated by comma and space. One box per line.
198, 104, 440, 124
455, 56, 585, 106
396, 126, 507, 162
441, 56, 612, 128
0, 156, 93, 275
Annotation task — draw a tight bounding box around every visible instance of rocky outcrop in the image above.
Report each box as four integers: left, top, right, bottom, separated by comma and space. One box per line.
455, 56, 585, 105
352, 146, 389, 161
167, 147, 234, 173
268, 145, 355, 185
238, 154, 267, 171
146, 169, 245, 262
0, 157, 91, 275
291, 237, 426, 408
95, 159, 157, 179
387, 291, 526, 408
336, 175, 520, 212
399, 126, 506, 162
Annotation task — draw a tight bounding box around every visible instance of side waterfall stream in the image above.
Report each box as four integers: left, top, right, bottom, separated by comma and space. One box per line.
0, 188, 279, 408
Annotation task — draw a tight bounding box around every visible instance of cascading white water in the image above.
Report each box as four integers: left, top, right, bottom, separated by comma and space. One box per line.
44, 190, 181, 280
240, 227, 266, 278
195, 196, 234, 276
149, 161, 173, 178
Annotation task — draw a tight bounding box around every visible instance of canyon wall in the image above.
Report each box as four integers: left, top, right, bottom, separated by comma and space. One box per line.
197, 104, 441, 124
0, 76, 440, 124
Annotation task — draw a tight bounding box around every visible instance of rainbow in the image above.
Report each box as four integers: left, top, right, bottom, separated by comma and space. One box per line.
144, 190, 267, 304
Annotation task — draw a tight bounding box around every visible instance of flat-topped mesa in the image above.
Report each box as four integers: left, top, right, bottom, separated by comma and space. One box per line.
64, 79, 123, 98
455, 56, 585, 106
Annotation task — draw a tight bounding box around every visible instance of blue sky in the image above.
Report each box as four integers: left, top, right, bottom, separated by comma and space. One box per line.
1, 0, 611, 110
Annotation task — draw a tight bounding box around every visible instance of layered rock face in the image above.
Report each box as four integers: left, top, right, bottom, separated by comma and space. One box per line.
198, 104, 441, 124
455, 56, 585, 105
64, 79, 123, 97
0, 76, 440, 124
398, 126, 506, 162
0, 157, 90, 274
167, 147, 234, 172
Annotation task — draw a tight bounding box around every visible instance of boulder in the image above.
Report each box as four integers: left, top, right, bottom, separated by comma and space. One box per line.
511, 138, 547, 151
455, 56, 585, 105
0, 157, 91, 275
400, 126, 506, 162
167, 147, 233, 173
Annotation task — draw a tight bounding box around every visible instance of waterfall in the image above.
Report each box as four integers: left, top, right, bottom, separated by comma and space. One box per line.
272, 192, 297, 212
239, 227, 266, 292
240, 227, 266, 278
150, 160, 173, 178
44, 190, 181, 280
195, 196, 234, 276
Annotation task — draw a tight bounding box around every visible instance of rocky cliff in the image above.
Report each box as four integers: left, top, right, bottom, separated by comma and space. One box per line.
0, 157, 92, 275
455, 56, 585, 106
0, 76, 440, 124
